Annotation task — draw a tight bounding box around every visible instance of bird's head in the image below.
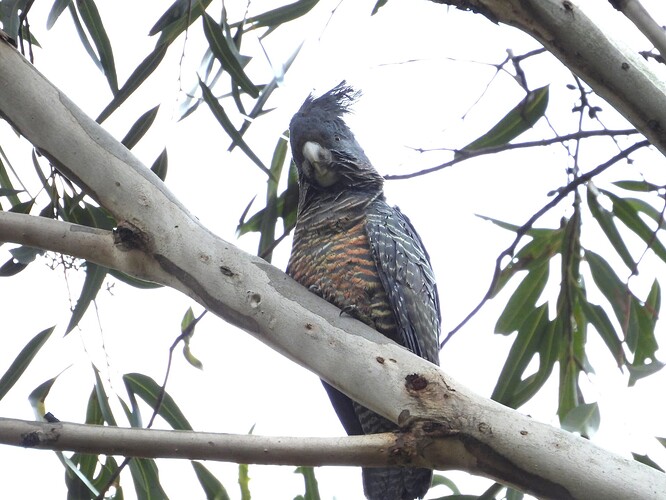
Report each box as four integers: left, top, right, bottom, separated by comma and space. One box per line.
289, 82, 383, 193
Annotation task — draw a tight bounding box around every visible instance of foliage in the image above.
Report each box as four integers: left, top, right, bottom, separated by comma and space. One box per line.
0, 0, 665, 498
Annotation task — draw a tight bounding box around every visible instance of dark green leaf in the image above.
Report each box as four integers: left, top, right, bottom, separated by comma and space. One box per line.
587, 189, 637, 273
258, 134, 289, 261
578, 294, 624, 367
47, 0, 70, 29
129, 458, 169, 500
585, 251, 631, 335
371, 0, 388, 15
122, 105, 160, 149
492, 304, 548, 407
9, 246, 43, 264
97, 44, 168, 123
199, 78, 272, 178
153, 0, 213, 46
66, 262, 107, 334
67, 2, 102, 71
0, 0, 29, 40
561, 402, 600, 438
0, 257, 28, 276
123, 373, 193, 430
108, 268, 162, 289
506, 488, 525, 500
0, 151, 21, 206
244, 0, 320, 30
495, 263, 549, 334
202, 13, 259, 98
0, 187, 24, 197
76, 0, 118, 93
632, 453, 665, 472
192, 462, 230, 500
602, 190, 666, 263
0, 326, 54, 401
151, 148, 168, 181
458, 86, 549, 156
93, 365, 118, 426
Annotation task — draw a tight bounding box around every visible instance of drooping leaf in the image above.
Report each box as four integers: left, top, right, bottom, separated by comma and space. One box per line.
458, 86, 549, 156
152, 0, 213, 46
181, 307, 203, 369
122, 105, 160, 149
430, 474, 461, 495
602, 189, 666, 263
97, 43, 168, 123
258, 133, 289, 261
585, 251, 630, 335
628, 280, 663, 385
561, 402, 600, 438
66, 262, 107, 334
577, 293, 624, 367
76, 0, 118, 93
495, 263, 549, 335
371, 0, 389, 15
202, 13, 259, 98
192, 461, 230, 500
93, 365, 118, 426
244, 0, 320, 31
492, 304, 549, 407
67, 2, 103, 71
238, 462, 251, 500
0, 326, 54, 401
128, 458, 169, 500
28, 368, 68, 419
123, 373, 193, 430
0, 151, 21, 206
46, 0, 70, 29
587, 188, 637, 274
199, 78, 272, 178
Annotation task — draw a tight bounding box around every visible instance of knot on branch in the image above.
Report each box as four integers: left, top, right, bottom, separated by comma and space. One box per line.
113, 221, 151, 252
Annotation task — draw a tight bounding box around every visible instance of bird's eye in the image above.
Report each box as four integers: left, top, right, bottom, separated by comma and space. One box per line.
334, 135, 340, 142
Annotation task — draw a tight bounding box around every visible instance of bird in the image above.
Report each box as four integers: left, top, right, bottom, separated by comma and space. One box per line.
286, 82, 441, 500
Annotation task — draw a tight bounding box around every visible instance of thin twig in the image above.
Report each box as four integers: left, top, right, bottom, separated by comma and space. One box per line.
440, 140, 651, 347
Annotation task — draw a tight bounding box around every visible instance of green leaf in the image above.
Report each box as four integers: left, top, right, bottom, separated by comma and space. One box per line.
151, 148, 169, 181
371, 0, 389, 15
129, 458, 169, 500
491, 304, 549, 407
0, 326, 54, 401
93, 365, 118, 426
192, 462, 230, 500
123, 373, 193, 430
181, 307, 203, 369
244, 0, 320, 31
495, 263, 549, 334
199, 78, 272, 178
458, 86, 549, 155
578, 294, 624, 367
585, 251, 631, 335
587, 188, 637, 274
76, 0, 118, 93
294, 467, 320, 500
108, 268, 163, 289
628, 280, 662, 385
9, 246, 43, 264
238, 463, 251, 500
613, 180, 662, 192
122, 105, 160, 149
602, 189, 666, 263
28, 368, 68, 419
258, 133, 289, 261
153, 0, 213, 46
202, 13, 259, 99
97, 44, 168, 123
0, 150, 21, 206
47, 0, 70, 29
561, 402, 600, 438
66, 262, 107, 334
0, 257, 28, 277
632, 453, 665, 472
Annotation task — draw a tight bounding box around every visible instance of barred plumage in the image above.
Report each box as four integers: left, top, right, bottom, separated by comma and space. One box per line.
287, 82, 440, 500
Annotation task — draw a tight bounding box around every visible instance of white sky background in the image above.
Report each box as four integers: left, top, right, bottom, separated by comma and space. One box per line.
1, 0, 666, 498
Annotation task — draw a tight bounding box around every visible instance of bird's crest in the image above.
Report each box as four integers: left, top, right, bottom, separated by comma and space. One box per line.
299, 81, 361, 118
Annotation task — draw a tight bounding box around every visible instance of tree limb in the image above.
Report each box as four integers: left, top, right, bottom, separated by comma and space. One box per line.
432, 0, 666, 157
1, 35, 665, 500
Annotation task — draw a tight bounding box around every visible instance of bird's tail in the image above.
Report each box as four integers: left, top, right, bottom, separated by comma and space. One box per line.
363, 466, 432, 500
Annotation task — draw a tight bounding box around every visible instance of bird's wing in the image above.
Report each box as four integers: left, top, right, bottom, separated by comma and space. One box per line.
366, 201, 441, 365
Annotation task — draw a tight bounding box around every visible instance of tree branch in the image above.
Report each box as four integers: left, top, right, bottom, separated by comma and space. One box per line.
1, 36, 665, 500
610, 0, 666, 62
432, 0, 666, 157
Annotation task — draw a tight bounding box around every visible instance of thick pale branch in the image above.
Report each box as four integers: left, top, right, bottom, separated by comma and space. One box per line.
1, 37, 665, 500
435, 0, 666, 156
